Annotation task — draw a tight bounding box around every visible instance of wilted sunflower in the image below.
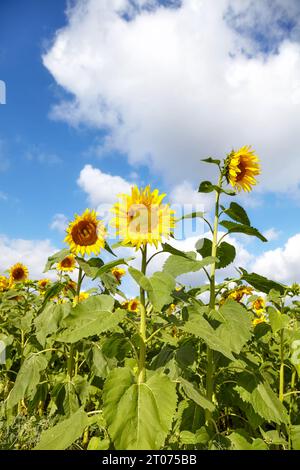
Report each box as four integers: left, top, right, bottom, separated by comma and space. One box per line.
0, 276, 9, 292
9, 263, 29, 285
111, 267, 126, 283
225, 145, 260, 192
65, 209, 106, 256
57, 254, 76, 272
38, 278, 50, 291
111, 185, 175, 249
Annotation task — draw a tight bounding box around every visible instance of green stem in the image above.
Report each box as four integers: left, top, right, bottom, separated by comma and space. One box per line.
279, 329, 284, 402
68, 267, 83, 381
205, 174, 222, 426
138, 245, 147, 384
288, 370, 296, 450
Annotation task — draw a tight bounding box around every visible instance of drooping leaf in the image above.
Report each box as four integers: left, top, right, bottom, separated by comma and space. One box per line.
103, 368, 177, 450
56, 297, 125, 343
235, 375, 289, 425
128, 268, 175, 311
7, 354, 48, 408
239, 269, 286, 295
180, 306, 235, 360
201, 157, 221, 165
179, 378, 215, 412
76, 257, 104, 278
35, 302, 71, 345
34, 408, 89, 450
93, 258, 133, 280
176, 212, 204, 221
220, 220, 267, 242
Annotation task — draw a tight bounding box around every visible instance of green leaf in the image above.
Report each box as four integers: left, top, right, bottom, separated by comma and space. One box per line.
223, 202, 250, 226
128, 268, 175, 311
76, 257, 104, 278
163, 252, 215, 278
201, 157, 221, 165
35, 303, 71, 345
198, 181, 215, 193
7, 354, 48, 408
196, 238, 236, 269
215, 299, 252, 354
235, 375, 289, 425
103, 368, 177, 450
104, 240, 117, 257
56, 297, 125, 343
268, 308, 290, 333
161, 243, 196, 259
43, 248, 71, 272
34, 408, 89, 450
228, 431, 253, 450
240, 269, 286, 295
176, 212, 204, 221
179, 378, 215, 412
180, 306, 235, 360
220, 220, 267, 242
291, 425, 300, 450
87, 437, 110, 450
93, 259, 132, 280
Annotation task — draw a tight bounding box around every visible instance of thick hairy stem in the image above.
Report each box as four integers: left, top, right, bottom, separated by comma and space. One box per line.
279, 329, 285, 402
138, 245, 147, 384
68, 266, 83, 381
205, 174, 222, 425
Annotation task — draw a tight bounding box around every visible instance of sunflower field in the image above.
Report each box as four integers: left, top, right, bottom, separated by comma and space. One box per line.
1, 147, 300, 451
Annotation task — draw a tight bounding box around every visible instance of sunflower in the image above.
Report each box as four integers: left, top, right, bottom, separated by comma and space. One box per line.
225, 145, 260, 192
57, 254, 76, 272
0, 276, 9, 292
122, 298, 140, 313
73, 291, 89, 306
220, 285, 253, 305
111, 267, 126, 283
252, 297, 265, 315
111, 185, 175, 249
65, 209, 106, 256
9, 263, 29, 285
38, 278, 50, 291
252, 315, 267, 327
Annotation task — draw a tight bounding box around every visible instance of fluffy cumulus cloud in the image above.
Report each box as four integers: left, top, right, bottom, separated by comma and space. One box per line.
252, 233, 300, 283
0, 236, 58, 280
44, 0, 300, 194
77, 164, 132, 207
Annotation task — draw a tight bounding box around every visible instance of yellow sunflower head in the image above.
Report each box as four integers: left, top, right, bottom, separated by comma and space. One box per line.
57, 254, 76, 272
73, 291, 89, 306
122, 298, 140, 313
252, 315, 267, 327
252, 297, 265, 314
38, 278, 51, 291
111, 185, 175, 249
221, 285, 253, 304
9, 263, 29, 285
225, 145, 260, 192
111, 267, 126, 283
0, 276, 9, 292
65, 209, 106, 256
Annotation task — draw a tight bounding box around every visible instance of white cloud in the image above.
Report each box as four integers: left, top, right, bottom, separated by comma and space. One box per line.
251, 233, 300, 283
263, 227, 280, 241
77, 164, 132, 207
43, 0, 300, 194
0, 235, 58, 280
50, 213, 68, 233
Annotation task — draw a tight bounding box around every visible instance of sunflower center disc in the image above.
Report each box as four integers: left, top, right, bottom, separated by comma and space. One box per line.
71, 220, 98, 246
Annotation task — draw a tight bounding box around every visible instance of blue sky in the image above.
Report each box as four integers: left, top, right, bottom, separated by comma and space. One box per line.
1, 0, 300, 285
